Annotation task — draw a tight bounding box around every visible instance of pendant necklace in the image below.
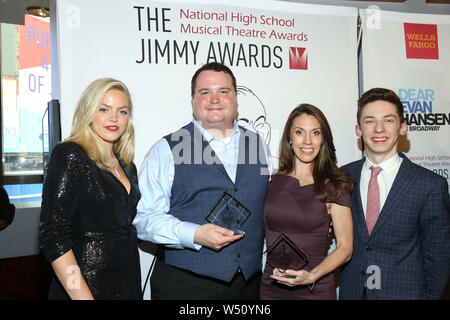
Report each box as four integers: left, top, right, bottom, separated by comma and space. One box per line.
297, 174, 312, 181
109, 159, 121, 178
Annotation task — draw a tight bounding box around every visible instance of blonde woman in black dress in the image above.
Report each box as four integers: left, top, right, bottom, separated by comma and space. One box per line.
40, 78, 141, 299
260, 104, 353, 300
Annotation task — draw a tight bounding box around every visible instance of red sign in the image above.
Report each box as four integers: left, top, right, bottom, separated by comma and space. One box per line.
19, 14, 51, 70
289, 47, 308, 70
404, 23, 438, 60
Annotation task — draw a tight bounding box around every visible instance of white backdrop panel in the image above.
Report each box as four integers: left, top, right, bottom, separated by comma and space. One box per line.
361, 9, 450, 192
55, 0, 359, 170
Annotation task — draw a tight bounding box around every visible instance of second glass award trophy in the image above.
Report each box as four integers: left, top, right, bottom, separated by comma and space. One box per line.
205, 191, 251, 235
266, 232, 309, 277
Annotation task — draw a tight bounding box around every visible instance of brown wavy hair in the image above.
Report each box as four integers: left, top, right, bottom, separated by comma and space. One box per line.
278, 104, 353, 202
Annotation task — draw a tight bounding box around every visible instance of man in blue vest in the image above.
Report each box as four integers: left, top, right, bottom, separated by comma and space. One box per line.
133, 62, 271, 299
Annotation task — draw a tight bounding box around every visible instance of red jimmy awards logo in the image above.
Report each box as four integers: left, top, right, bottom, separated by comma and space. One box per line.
404, 23, 439, 60
289, 47, 308, 70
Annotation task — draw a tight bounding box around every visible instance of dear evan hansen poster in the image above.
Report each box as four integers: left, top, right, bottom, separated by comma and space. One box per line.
361, 9, 450, 190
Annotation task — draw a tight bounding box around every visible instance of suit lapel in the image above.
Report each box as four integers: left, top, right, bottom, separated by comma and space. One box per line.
351, 159, 370, 240
369, 154, 415, 237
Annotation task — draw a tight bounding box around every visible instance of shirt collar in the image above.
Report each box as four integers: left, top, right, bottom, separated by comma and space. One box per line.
192, 118, 240, 143
364, 153, 402, 173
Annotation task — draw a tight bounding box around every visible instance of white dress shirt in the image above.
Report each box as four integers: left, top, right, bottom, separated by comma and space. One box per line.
360, 154, 403, 218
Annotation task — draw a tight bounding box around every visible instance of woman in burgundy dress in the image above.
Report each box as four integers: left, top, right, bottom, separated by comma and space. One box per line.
260, 104, 354, 300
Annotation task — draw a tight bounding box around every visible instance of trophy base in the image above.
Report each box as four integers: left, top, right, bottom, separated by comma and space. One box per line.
275, 270, 297, 279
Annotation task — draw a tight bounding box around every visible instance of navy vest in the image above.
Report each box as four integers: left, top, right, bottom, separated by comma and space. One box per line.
163, 122, 269, 282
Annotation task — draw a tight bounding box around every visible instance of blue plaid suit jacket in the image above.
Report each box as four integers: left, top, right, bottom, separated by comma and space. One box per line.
339, 153, 450, 299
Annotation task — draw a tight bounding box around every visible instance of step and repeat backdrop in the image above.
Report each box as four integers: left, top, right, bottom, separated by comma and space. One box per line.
55, 0, 360, 170
361, 9, 450, 192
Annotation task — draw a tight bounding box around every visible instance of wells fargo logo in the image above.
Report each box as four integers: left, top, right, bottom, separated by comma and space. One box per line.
404, 23, 438, 60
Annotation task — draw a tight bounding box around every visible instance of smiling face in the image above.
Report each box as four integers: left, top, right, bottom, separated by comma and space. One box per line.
91, 89, 130, 149
191, 70, 238, 134
356, 100, 407, 163
290, 113, 323, 166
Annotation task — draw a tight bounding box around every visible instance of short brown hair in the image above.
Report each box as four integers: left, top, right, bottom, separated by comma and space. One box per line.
191, 62, 237, 96
357, 88, 405, 126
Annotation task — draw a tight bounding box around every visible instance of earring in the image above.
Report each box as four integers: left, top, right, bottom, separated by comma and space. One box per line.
288, 141, 293, 150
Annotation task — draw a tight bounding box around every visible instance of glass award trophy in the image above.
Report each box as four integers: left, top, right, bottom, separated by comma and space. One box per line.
266, 232, 309, 278
205, 191, 251, 235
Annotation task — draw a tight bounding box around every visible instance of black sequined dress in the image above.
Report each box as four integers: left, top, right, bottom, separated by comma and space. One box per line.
39, 142, 142, 300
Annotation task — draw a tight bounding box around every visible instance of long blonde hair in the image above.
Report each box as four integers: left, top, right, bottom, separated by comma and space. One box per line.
66, 78, 134, 170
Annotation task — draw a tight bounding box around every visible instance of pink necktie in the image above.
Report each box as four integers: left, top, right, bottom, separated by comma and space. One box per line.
366, 166, 382, 235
